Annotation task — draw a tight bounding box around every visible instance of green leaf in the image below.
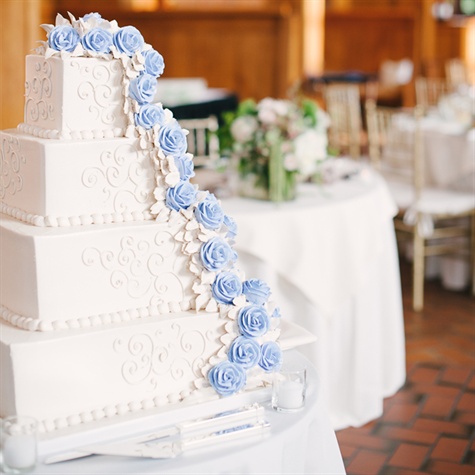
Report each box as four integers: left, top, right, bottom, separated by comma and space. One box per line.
237, 99, 258, 116
301, 99, 318, 126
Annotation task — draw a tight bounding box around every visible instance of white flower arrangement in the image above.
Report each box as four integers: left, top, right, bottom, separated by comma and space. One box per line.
219, 97, 330, 200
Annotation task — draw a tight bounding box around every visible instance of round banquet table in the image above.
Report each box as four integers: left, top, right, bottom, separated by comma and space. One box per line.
221, 165, 407, 430
31, 350, 346, 475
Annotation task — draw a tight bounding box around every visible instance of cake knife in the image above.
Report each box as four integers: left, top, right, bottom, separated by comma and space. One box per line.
44, 403, 266, 464
79, 420, 271, 459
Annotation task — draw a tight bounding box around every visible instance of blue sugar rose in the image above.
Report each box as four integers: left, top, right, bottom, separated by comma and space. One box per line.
208, 361, 246, 396
194, 194, 224, 230
228, 336, 261, 369
129, 73, 157, 105
242, 279, 271, 306
200, 237, 237, 272
223, 215, 237, 239
48, 25, 80, 52
135, 103, 166, 129
81, 12, 102, 22
259, 341, 283, 372
157, 123, 188, 158
174, 155, 195, 181
212, 271, 242, 304
165, 180, 197, 211
143, 49, 165, 78
238, 305, 270, 338
113, 26, 144, 56
81, 28, 113, 54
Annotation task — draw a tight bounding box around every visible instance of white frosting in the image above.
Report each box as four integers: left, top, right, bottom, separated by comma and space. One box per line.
23, 55, 127, 139
0, 202, 152, 227
0, 214, 197, 330
0, 300, 193, 332
17, 122, 124, 140
0, 312, 241, 433
0, 130, 155, 226
0, 12, 283, 434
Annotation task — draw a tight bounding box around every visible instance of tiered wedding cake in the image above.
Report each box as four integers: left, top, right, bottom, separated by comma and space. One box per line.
0, 12, 283, 433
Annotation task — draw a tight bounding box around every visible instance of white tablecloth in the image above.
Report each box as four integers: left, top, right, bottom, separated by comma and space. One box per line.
31, 351, 345, 475
222, 167, 406, 430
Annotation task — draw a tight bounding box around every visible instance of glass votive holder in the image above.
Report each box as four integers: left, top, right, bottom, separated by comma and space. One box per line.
271, 367, 307, 413
1, 416, 38, 474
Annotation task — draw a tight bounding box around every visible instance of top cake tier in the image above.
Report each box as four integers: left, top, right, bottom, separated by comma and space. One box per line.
17, 12, 166, 140
19, 55, 127, 140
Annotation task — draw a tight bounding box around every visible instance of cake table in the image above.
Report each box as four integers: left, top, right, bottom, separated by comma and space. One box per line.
31, 350, 346, 475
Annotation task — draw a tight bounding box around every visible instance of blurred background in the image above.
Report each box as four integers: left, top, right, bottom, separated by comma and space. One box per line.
1, 0, 474, 130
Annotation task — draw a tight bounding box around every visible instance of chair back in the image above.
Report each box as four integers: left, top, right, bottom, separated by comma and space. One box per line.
366, 101, 424, 201
178, 116, 220, 168
445, 58, 470, 89
323, 83, 362, 159
415, 77, 449, 111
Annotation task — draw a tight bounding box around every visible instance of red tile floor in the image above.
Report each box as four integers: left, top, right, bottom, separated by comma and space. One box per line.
336, 259, 475, 475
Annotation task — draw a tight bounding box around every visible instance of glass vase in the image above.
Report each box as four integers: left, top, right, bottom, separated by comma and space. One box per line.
238, 143, 296, 202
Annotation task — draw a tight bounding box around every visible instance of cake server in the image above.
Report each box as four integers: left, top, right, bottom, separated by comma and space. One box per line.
44, 403, 266, 464
80, 420, 271, 459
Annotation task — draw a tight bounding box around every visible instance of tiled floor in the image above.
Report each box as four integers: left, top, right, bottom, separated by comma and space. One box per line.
336, 260, 475, 475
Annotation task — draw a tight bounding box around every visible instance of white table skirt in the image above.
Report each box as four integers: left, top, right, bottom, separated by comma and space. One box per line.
31, 351, 346, 475
222, 167, 406, 430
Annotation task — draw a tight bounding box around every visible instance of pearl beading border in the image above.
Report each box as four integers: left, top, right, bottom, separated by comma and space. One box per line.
17, 123, 125, 140
1, 203, 153, 227
0, 300, 195, 332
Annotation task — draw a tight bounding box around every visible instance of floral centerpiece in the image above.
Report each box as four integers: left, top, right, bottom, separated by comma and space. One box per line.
219, 97, 330, 201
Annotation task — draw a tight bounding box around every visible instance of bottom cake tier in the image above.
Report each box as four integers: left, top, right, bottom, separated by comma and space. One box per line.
1, 311, 278, 433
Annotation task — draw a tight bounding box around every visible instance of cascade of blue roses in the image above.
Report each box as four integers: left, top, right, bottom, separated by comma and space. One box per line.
39, 12, 283, 397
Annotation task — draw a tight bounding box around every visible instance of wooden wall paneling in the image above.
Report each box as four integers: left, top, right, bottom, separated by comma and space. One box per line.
135, 13, 284, 100
324, 8, 418, 74
324, 1, 470, 87
282, 1, 306, 93
161, 0, 272, 12
324, 6, 423, 106
434, 22, 464, 76
0, 0, 44, 129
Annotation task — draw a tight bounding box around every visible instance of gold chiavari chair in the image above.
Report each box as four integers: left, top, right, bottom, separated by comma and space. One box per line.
323, 83, 364, 160
178, 115, 230, 195
415, 77, 450, 111
366, 101, 475, 311
178, 116, 220, 168
445, 58, 470, 90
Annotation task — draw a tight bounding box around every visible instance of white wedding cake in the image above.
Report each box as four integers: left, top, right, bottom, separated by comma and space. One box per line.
0, 12, 285, 434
